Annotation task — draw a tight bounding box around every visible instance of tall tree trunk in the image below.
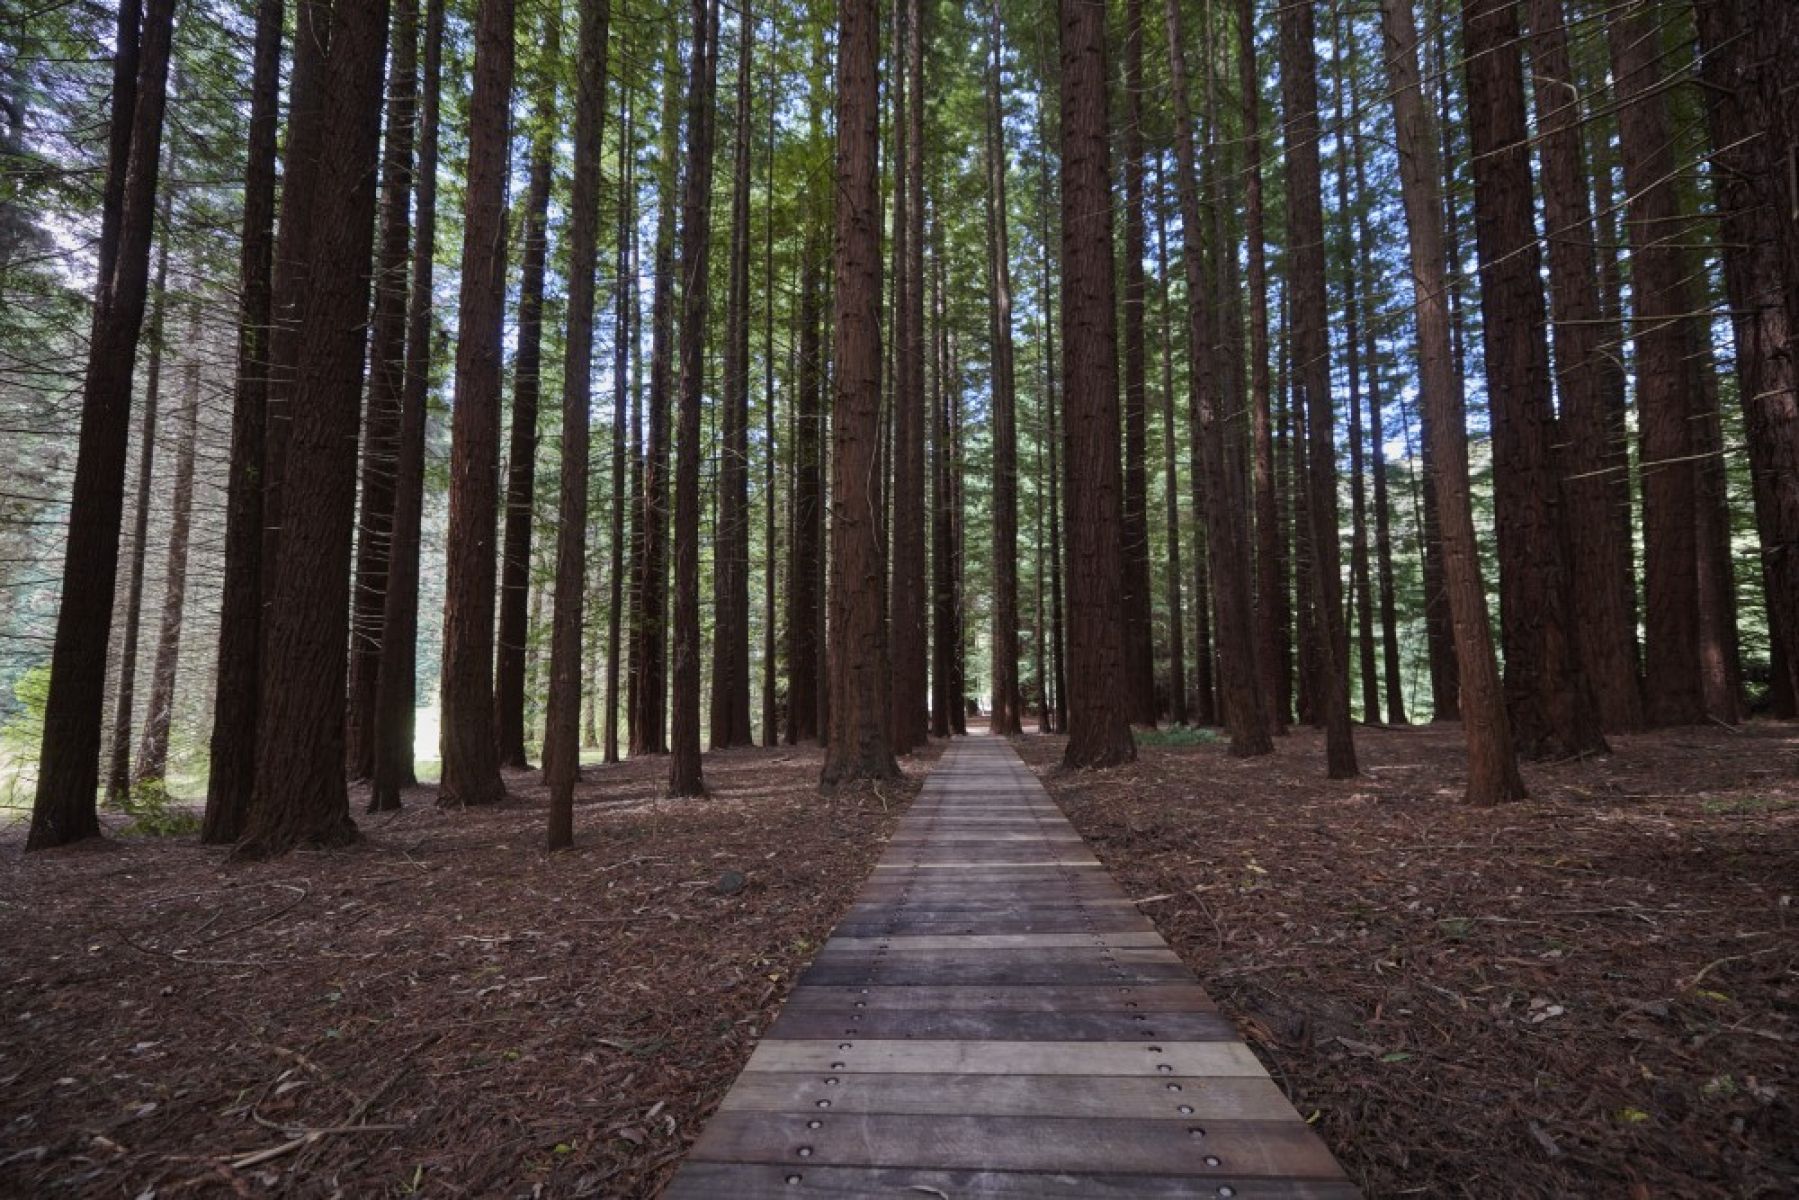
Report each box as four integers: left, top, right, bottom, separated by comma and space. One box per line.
820, 0, 899, 786
982, 0, 1022, 736
1238, 0, 1283, 733
1165, 0, 1269, 756
106, 213, 168, 808
1380, 0, 1525, 803
369, 0, 442, 813
546, 0, 611, 848
931, 220, 954, 738
347, 0, 420, 780
202, 0, 282, 841
496, 24, 559, 769
27, 0, 174, 850
1462, 0, 1606, 760
631, 29, 681, 758
604, 86, 633, 764
240, 0, 391, 854
1329, 16, 1380, 726
95, 0, 141, 289
438, 0, 514, 805
762, 73, 781, 748
712, 1, 755, 750
1031, 87, 1066, 735
1057, 0, 1134, 767
1346, 67, 1407, 727
1525, 0, 1643, 732
1606, 0, 1704, 726
1118, 0, 1156, 727
1151, 153, 1186, 727
670, 0, 721, 797
132, 302, 200, 789
1421, 0, 1461, 723
1694, 0, 1799, 714
1278, 0, 1356, 777
786, 225, 823, 744
889, 0, 929, 750
261, 0, 332, 606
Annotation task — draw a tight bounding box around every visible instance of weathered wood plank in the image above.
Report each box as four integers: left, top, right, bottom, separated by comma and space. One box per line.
779, 984, 1216, 1013
686, 1112, 1348, 1178
741, 1039, 1268, 1077
715, 1070, 1290, 1119
765, 1008, 1236, 1042
665, 1163, 1362, 1198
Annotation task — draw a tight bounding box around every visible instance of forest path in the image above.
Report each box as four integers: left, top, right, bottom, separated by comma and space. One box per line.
665, 735, 1358, 1197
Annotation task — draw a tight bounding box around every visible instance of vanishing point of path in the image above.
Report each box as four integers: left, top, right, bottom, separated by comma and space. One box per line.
666, 736, 1358, 1197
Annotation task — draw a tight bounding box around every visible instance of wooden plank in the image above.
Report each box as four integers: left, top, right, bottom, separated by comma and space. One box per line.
715, 1070, 1290, 1120
686, 1112, 1348, 1179
741, 1039, 1267, 1078
666, 1163, 1363, 1198
780, 984, 1216, 1013
825, 932, 1167, 949
798, 961, 1195, 986
765, 1008, 1236, 1042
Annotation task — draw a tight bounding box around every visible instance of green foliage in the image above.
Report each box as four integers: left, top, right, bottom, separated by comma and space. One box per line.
1133, 724, 1221, 747
121, 776, 201, 837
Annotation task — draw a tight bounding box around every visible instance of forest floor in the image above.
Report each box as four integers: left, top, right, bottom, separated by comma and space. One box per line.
0, 742, 935, 1198
1019, 721, 1798, 1199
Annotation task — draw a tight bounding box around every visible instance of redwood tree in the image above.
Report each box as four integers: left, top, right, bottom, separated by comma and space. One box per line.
1056, 0, 1134, 768
820, 0, 899, 786
1118, 0, 1155, 727
1277, 0, 1355, 777
240, 0, 391, 854
496, 25, 559, 769
369, 0, 443, 814
670, 0, 721, 797
437, 0, 514, 806
1380, 0, 1524, 803
546, 0, 611, 848
984, 0, 1022, 737
27, 0, 175, 850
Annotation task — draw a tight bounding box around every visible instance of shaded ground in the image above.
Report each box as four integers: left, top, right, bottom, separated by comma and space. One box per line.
0, 743, 933, 1198
1019, 721, 1798, 1199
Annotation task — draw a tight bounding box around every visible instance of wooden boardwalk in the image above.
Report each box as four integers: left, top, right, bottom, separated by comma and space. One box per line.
666, 737, 1358, 1197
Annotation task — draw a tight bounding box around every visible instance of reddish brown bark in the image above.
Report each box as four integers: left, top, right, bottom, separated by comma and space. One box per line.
438, 0, 513, 806
984, 0, 1022, 737
1526, 0, 1643, 733
1165, 0, 1268, 757
820, 0, 899, 786
369, 0, 442, 814
1277, 0, 1356, 777
1057, 0, 1134, 768
888, 0, 929, 751
106, 218, 167, 809
670, 0, 720, 797
1118, 0, 1156, 729
496, 27, 558, 769
1693, 0, 1799, 715
711, 1, 755, 751
346, 0, 420, 780
201, 0, 281, 842
1151, 153, 1186, 728
132, 303, 199, 788
27, 0, 174, 850
240, 0, 391, 854
1380, 0, 1525, 803
1462, 0, 1606, 761
545, 0, 610, 849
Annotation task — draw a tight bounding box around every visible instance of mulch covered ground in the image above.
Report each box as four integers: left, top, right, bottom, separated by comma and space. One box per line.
0, 743, 933, 1198
1019, 722, 1798, 1199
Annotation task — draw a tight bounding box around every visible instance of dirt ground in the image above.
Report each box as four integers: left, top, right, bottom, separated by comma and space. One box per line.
1019, 721, 1798, 1200
0, 743, 932, 1198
